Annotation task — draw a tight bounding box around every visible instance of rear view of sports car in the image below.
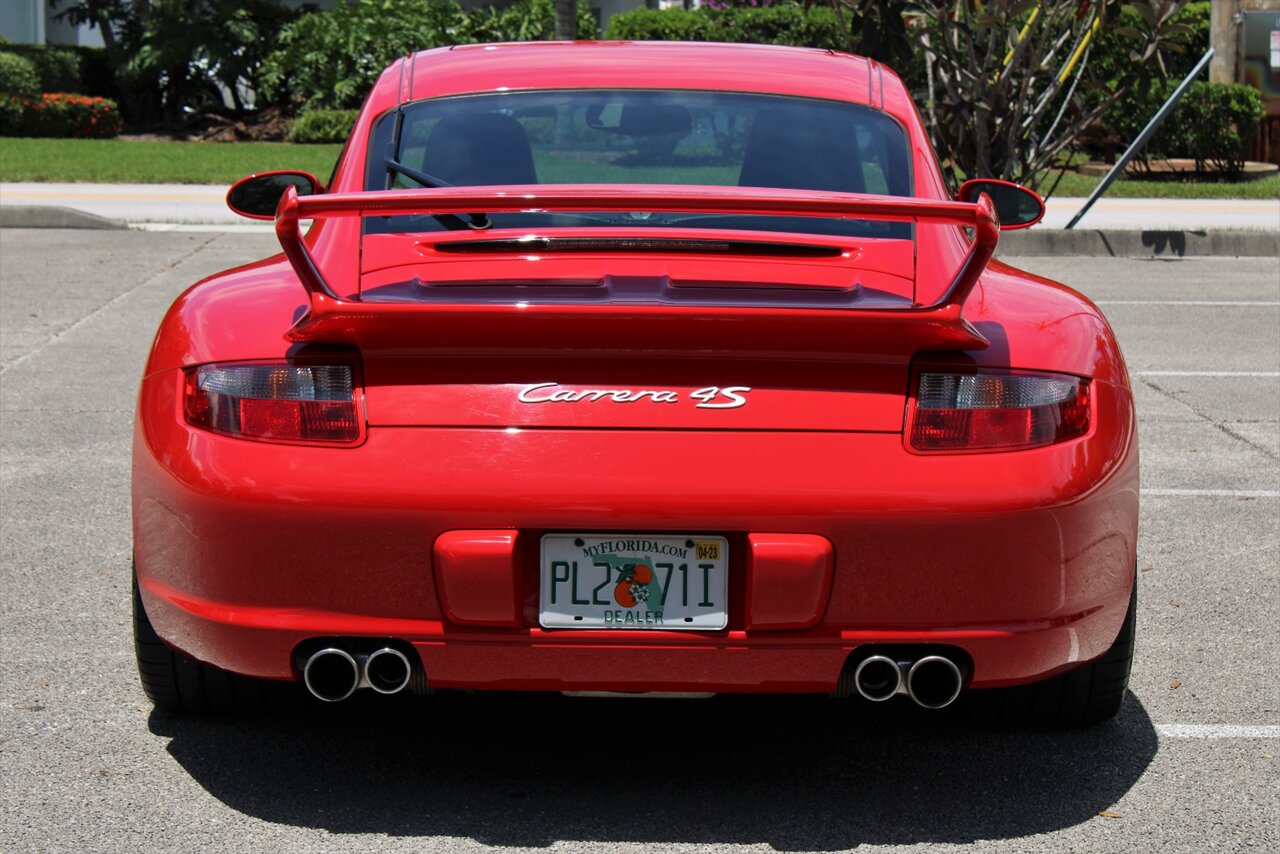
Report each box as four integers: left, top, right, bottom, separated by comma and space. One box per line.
131, 42, 1138, 725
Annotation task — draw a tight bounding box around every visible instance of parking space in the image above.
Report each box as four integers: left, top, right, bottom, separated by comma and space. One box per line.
1, 235, 1276, 852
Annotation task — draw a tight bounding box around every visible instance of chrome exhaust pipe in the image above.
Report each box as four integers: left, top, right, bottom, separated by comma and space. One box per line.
364, 647, 412, 695
906, 655, 963, 709
853, 655, 903, 702
303, 648, 360, 702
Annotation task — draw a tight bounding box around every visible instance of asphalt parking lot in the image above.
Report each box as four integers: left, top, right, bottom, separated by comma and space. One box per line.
1, 229, 1276, 852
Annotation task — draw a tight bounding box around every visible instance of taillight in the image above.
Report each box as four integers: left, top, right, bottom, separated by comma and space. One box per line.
183, 362, 361, 445
909, 370, 1090, 453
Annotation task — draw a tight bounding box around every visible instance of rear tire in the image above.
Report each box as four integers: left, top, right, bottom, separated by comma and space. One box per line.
965, 577, 1137, 727
133, 570, 279, 715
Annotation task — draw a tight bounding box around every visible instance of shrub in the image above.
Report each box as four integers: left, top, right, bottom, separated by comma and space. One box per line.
74, 47, 115, 100
1092, 1, 1211, 154
0, 45, 82, 93
289, 109, 359, 144
1092, 2, 1210, 86
467, 0, 598, 42
5, 93, 123, 138
1100, 80, 1263, 174
1099, 79, 1176, 158
0, 52, 41, 98
261, 0, 602, 112
713, 5, 844, 49
259, 0, 471, 111
1166, 82, 1264, 174
605, 9, 713, 41
0, 95, 24, 135
605, 5, 843, 50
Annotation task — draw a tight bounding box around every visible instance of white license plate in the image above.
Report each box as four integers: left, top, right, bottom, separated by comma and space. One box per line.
539, 534, 729, 630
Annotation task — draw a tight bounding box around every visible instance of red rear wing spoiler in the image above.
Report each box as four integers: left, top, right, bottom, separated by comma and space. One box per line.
275, 184, 999, 355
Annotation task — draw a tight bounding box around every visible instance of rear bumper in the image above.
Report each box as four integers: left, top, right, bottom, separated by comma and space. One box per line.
135, 576, 1129, 692
133, 371, 1138, 692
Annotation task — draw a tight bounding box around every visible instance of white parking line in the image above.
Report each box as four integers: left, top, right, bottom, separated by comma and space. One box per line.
1142, 489, 1280, 498
1097, 301, 1280, 307
1135, 371, 1280, 378
1157, 724, 1280, 739
132, 222, 277, 233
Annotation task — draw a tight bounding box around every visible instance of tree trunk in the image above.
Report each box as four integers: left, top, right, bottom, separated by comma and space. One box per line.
553, 0, 578, 41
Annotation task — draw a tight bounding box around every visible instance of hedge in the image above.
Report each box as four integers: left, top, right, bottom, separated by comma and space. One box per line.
604, 9, 713, 42
259, 0, 471, 112
1100, 80, 1263, 174
1166, 82, 1264, 174
289, 109, 359, 144
605, 5, 845, 51
261, 0, 600, 112
0, 95, 23, 133
0, 45, 82, 94
0, 93, 123, 138
0, 52, 41, 98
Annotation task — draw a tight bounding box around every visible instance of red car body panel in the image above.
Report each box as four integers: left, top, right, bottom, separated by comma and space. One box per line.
132, 42, 1138, 698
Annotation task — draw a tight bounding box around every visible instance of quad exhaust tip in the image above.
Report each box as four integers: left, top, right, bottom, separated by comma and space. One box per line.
851, 653, 964, 709
906, 655, 964, 710
365, 647, 411, 695
302, 645, 414, 702
853, 655, 903, 702
303, 648, 360, 703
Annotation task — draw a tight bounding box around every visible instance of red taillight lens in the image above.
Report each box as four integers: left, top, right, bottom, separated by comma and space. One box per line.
909, 370, 1090, 452
183, 363, 360, 444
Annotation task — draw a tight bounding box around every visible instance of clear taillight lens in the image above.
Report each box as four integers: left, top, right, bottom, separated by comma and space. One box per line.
183, 363, 360, 444
910, 370, 1090, 452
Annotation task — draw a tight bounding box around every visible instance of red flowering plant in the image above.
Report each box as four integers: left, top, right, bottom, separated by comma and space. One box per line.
3, 92, 123, 138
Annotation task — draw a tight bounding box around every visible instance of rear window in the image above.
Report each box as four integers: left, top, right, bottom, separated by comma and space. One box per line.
364, 89, 911, 238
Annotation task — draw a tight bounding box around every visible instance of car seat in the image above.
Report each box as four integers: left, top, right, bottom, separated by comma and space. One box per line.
738, 107, 866, 194
420, 113, 539, 186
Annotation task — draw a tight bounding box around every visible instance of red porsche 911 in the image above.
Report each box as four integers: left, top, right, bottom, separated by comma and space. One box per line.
132, 42, 1137, 724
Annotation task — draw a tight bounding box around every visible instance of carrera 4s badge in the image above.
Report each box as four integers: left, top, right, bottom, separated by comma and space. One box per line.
517, 383, 751, 409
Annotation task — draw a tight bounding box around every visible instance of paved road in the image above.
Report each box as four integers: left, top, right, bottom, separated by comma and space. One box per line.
2, 181, 1278, 230
1, 232, 1277, 852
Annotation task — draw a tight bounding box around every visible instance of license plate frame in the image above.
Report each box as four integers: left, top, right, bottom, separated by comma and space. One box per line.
539, 533, 729, 630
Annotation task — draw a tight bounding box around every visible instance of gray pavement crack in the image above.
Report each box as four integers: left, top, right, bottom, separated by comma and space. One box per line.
0, 232, 220, 377
1139, 376, 1280, 463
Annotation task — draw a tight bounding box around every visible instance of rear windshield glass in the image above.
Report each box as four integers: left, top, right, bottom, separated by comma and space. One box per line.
364, 89, 911, 238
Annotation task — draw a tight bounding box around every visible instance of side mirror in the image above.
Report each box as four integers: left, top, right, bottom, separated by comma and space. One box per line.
226, 171, 321, 220
956, 179, 1045, 230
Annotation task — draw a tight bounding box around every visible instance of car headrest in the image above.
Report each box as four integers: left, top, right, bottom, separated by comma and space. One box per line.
738, 107, 866, 194
421, 113, 539, 187
617, 104, 692, 138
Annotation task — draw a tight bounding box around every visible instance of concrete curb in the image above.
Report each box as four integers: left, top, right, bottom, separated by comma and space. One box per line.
999, 229, 1279, 257
0, 205, 127, 230
1, 205, 1276, 257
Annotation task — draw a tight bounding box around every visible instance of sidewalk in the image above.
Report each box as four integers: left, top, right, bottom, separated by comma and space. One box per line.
1, 182, 1277, 253
1, 182, 238, 226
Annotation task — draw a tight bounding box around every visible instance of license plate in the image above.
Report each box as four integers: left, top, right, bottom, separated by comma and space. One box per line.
540, 533, 729, 630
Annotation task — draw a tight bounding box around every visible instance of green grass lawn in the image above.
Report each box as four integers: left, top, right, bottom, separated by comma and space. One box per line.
1, 138, 1277, 199
0, 138, 343, 184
